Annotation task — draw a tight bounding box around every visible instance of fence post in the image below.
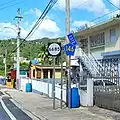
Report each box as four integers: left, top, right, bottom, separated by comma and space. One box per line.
87, 78, 93, 106
118, 62, 120, 85
48, 79, 50, 97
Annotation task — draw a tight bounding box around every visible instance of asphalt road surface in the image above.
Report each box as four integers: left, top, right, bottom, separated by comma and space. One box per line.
0, 91, 32, 120
0, 102, 11, 120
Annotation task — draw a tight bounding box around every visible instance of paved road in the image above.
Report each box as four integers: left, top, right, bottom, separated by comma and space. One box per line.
0, 91, 32, 120
0, 102, 11, 120
6, 89, 120, 120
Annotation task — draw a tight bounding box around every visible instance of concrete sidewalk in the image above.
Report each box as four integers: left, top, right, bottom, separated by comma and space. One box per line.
2, 89, 120, 120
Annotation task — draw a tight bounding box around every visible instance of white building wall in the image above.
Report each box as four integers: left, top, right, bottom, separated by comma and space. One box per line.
20, 78, 89, 106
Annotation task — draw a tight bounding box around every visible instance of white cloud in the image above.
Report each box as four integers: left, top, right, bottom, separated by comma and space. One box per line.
71, 20, 95, 32
24, 8, 42, 17
56, 0, 109, 14
0, 19, 60, 40
72, 20, 94, 27
0, 22, 28, 39
0, 7, 61, 40
28, 19, 60, 39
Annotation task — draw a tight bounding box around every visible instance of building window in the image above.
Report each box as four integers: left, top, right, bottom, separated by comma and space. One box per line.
110, 28, 116, 43
80, 38, 88, 53
90, 32, 105, 48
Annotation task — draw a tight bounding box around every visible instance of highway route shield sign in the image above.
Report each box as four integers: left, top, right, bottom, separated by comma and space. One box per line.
48, 43, 61, 56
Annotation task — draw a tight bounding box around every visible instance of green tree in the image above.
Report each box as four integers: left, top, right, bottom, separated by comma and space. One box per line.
38, 44, 52, 65
20, 62, 29, 69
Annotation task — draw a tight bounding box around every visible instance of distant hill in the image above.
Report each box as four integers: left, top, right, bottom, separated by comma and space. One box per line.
0, 37, 64, 57
0, 37, 65, 75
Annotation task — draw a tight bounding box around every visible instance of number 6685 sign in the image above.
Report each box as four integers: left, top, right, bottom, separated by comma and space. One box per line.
48, 43, 61, 56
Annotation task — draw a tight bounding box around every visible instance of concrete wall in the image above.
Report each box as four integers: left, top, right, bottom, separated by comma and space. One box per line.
20, 78, 89, 106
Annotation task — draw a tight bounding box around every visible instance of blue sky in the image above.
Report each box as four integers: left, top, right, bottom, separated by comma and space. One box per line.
0, 0, 119, 39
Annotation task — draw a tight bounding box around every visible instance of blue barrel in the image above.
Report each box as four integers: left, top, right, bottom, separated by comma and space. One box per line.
26, 83, 32, 92
71, 88, 80, 108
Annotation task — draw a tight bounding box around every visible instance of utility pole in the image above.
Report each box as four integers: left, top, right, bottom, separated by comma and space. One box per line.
66, 0, 71, 108
15, 8, 23, 90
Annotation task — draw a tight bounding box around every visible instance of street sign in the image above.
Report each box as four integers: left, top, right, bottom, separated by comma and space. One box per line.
48, 43, 61, 56
64, 43, 76, 56
67, 33, 77, 46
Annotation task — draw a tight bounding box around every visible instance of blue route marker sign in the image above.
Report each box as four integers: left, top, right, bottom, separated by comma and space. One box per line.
67, 33, 77, 46
64, 43, 76, 56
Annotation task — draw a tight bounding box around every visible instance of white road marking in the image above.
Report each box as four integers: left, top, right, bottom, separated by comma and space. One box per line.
1, 99, 17, 120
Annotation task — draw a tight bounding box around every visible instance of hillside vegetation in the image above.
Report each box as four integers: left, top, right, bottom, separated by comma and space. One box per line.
0, 37, 65, 75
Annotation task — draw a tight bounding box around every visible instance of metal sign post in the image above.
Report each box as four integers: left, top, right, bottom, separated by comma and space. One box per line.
60, 48, 63, 109
68, 56, 71, 108
53, 57, 56, 110
64, 33, 77, 108
48, 42, 61, 110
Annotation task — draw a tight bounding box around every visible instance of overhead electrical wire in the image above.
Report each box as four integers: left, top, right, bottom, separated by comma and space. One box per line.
90, 9, 118, 23
9, 0, 91, 55
89, 0, 120, 24
25, 0, 56, 40
0, 0, 26, 11
105, 0, 120, 10
77, 0, 89, 8
0, 0, 17, 7
8, 0, 58, 56
8, 0, 120, 57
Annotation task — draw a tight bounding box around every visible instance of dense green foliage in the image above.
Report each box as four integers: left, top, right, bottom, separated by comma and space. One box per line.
0, 37, 65, 75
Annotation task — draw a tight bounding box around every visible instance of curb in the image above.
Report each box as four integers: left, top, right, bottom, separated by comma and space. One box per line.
2, 89, 48, 120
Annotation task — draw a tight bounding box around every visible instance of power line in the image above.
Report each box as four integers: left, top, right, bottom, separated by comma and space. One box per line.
77, 0, 89, 8
105, 0, 120, 10
8, 0, 58, 56
10, 0, 90, 54
25, 0, 54, 40
90, 9, 118, 23
0, 0, 17, 7
0, 0, 26, 11
27, 1, 58, 39
8, 0, 119, 57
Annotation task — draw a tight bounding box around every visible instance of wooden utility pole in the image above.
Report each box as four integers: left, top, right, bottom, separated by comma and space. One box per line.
66, 0, 71, 108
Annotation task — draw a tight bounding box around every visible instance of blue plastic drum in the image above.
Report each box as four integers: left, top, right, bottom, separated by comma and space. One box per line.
71, 87, 80, 108
26, 83, 32, 92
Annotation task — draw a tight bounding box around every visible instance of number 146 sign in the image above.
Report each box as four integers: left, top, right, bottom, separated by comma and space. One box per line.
64, 43, 76, 56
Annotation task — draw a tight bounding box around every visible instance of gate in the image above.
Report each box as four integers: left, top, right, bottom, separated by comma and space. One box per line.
93, 58, 120, 112
76, 48, 120, 110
